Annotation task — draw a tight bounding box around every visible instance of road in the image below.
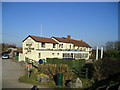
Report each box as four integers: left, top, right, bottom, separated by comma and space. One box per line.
2, 58, 45, 89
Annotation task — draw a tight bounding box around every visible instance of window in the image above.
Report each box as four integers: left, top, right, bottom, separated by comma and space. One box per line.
41, 43, 45, 48
70, 45, 71, 49
53, 44, 56, 48
59, 44, 63, 48
30, 48, 34, 50
39, 53, 41, 58
24, 48, 28, 50
71, 53, 73, 58
26, 44, 32, 46
27, 49, 31, 52
57, 53, 59, 55
52, 53, 54, 55
74, 53, 79, 58
83, 49, 86, 51
84, 54, 88, 58
25, 48, 34, 51
63, 53, 67, 57
61, 44, 63, 48
63, 53, 73, 58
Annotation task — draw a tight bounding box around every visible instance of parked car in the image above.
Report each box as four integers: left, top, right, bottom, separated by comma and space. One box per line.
2, 54, 9, 59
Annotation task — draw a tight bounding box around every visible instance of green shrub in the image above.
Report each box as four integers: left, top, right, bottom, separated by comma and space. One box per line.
46, 58, 85, 71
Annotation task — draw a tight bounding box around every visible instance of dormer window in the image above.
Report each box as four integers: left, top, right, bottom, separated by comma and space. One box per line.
41, 42, 45, 48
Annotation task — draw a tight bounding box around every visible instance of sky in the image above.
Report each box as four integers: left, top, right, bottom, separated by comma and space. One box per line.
2, 2, 118, 48
2, 0, 120, 2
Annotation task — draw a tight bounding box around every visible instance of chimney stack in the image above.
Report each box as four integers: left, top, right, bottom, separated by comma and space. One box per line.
67, 35, 71, 39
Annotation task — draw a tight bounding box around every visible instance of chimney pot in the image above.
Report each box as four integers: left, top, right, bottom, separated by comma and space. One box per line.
67, 35, 71, 39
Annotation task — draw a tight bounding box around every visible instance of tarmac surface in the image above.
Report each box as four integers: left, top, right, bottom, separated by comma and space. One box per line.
2, 58, 45, 89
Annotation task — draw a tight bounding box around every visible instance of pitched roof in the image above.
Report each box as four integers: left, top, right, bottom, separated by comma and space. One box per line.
53, 37, 91, 48
69, 39, 91, 48
23, 35, 58, 44
23, 35, 91, 48
52, 37, 72, 43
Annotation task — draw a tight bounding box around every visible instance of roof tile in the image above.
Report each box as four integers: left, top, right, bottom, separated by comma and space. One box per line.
30, 35, 58, 44
53, 37, 91, 48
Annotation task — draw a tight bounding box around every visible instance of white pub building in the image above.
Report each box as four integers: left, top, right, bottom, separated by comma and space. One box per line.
19, 35, 92, 62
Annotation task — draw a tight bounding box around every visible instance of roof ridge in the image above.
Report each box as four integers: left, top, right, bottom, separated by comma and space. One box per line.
30, 35, 51, 39
28, 35, 58, 44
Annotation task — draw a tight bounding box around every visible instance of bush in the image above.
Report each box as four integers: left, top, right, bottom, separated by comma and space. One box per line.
38, 64, 77, 85
93, 58, 120, 81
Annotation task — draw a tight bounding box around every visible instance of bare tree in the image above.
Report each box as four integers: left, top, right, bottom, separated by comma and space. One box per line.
105, 41, 120, 50
105, 41, 114, 50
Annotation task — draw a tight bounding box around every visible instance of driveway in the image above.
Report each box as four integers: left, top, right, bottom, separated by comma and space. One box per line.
2, 59, 43, 89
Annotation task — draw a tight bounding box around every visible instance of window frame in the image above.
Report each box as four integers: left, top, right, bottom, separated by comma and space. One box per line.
41, 42, 45, 48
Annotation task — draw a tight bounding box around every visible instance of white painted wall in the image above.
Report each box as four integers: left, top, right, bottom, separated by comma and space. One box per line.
23, 37, 38, 54
20, 36, 92, 62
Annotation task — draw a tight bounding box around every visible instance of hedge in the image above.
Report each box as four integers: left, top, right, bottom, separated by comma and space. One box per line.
46, 58, 85, 71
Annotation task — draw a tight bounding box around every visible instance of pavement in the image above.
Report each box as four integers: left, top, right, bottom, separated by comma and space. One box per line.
2, 58, 47, 89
